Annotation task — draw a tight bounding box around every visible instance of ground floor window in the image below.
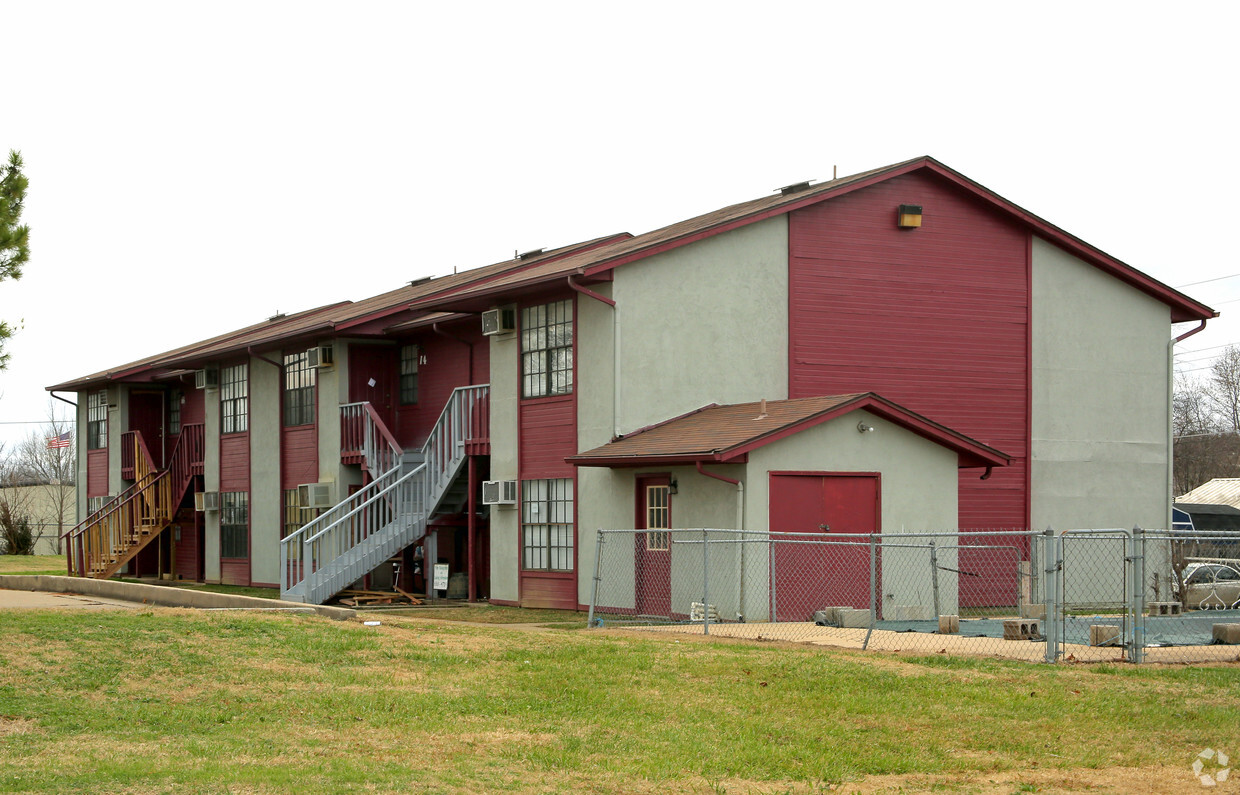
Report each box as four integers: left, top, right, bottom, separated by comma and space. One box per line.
220, 491, 249, 558
282, 488, 316, 538
521, 478, 573, 571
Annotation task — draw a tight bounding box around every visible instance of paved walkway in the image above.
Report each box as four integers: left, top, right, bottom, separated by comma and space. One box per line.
0, 588, 145, 610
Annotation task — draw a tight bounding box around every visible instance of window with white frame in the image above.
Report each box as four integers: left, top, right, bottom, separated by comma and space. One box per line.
399, 344, 419, 405
220, 363, 248, 434
220, 491, 249, 558
521, 300, 573, 398
87, 390, 108, 449
521, 478, 574, 571
283, 351, 316, 427
645, 484, 671, 551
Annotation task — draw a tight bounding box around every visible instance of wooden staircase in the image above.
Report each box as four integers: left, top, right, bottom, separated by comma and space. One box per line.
64, 424, 205, 579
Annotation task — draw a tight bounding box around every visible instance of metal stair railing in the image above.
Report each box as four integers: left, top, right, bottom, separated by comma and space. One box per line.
281, 385, 489, 603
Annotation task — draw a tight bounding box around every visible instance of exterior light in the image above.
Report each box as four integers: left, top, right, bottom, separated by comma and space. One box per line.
857, 421, 876, 434
897, 204, 923, 228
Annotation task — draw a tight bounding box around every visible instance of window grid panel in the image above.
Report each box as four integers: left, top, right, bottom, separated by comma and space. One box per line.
646, 485, 671, 551
88, 390, 108, 449
521, 478, 574, 571
282, 351, 316, 427
399, 344, 419, 405
220, 491, 249, 559
169, 390, 182, 436
520, 300, 573, 398
220, 364, 249, 434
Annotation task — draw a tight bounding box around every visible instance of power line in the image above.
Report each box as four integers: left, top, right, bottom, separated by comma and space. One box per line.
1175, 273, 1240, 289
0, 420, 76, 425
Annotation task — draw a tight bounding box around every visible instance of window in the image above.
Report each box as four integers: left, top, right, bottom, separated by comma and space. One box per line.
220, 363, 248, 434
87, 390, 108, 449
283, 489, 315, 539
645, 484, 671, 551
399, 344, 419, 405
169, 390, 182, 436
283, 351, 316, 427
87, 496, 109, 515
521, 478, 574, 571
521, 300, 573, 398
220, 491, 249, 558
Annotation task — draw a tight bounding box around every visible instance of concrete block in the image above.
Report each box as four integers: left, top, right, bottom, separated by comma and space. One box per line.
887, 604, 933, 621
838, 608, 872, 628
1213, 623, 1240, 645
1003, 619, 1040, 640
1148, 601, 1182, 616
1089, 624, 1121, 646
938, 615, 959, 634
1020, 604, 1046, 620
690, 602, 720, 622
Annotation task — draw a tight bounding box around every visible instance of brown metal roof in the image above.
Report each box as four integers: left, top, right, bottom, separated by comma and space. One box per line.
569, 393, 1011, 469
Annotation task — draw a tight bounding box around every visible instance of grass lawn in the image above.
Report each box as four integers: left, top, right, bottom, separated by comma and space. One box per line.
0, 609, 1236, 794
0, 555, 65, 576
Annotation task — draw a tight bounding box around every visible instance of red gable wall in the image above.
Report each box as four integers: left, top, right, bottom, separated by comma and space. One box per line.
788, 170, 1030, 531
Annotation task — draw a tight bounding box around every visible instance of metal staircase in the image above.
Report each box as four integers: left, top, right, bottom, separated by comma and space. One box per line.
280, 385, 489, 605
63, 424, 205, 579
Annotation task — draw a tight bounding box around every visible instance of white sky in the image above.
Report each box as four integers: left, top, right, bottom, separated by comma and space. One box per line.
3, 1, 1239, 449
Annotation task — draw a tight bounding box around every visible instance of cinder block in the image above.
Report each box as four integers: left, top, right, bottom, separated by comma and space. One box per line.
838, 608, 872, 628
938, 614, 959, 634
690, 602, 720, 622
1003, 619, 1040, 640
887, 604, 933, 621
812, 606, 852, 626
1213, 623, 1240, 645
1089, 624, 1121, 646
1020, 604, 1046, 620
1147, 601, 1182, 616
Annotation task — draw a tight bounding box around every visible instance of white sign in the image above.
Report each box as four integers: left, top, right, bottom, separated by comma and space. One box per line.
367, 378, 376, 387
433, 563, 449, 591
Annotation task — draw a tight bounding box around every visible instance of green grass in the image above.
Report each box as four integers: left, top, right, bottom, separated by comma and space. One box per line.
116, 578, 281, 601
0, 609, 1236, 794
0, 554, 65, 576
384, 603, 589, 627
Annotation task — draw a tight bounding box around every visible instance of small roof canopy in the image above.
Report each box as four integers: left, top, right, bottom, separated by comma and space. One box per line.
569, 393, 1011, 470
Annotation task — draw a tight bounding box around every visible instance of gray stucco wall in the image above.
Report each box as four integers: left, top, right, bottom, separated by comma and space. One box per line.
75, 394, 88, 521
1030, 237, 1172, 531
249, 356, 281, 586
203, 381, 221, 583
488, 327, 520, 603
318, 341, 357, 496
108, 385, 124, 496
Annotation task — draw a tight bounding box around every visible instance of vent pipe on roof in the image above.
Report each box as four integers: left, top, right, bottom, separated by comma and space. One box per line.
268, 312, 286, 322
409, 275, 434, 287
517, 248, 545, 260
755, 399, 768, 420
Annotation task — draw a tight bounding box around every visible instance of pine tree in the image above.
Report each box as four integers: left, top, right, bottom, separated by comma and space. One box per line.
1, 149, 31, 370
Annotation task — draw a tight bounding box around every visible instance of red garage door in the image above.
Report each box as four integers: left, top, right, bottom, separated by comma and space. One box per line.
769, 472, 879, 622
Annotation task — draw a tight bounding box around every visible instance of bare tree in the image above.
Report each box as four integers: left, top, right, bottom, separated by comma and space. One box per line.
1208, 346, 1240, 432
1173, 370, 1240, 497
13, 403, 76, 553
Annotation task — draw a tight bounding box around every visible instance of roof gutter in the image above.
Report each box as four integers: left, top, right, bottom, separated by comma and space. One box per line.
50, 391, 77, 409
569, 275, 621, 438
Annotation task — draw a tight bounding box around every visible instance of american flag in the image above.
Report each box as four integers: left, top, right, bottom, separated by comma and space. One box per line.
47, 431, 72, 449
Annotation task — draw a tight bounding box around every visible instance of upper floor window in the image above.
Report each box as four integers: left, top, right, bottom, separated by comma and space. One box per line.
399, 344, 419, 405
169, 390, 182, 436
220, 363, 248, 434
87, 390, 108, 449
283, 351, 316, 427
521, 300, 573, 398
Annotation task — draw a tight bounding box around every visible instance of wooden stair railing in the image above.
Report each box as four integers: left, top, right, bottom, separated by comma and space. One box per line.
64, 423, 205, 579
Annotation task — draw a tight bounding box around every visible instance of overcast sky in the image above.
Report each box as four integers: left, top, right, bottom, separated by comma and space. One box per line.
3, 2, 1238, 450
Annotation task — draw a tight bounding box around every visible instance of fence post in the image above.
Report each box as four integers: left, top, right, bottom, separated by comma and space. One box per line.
929, 540, 941, 620
769, 533, 777, 622
1129, 525, 1146, 664
701, 528, 709, 636
588, 529, 605, 629
1043, 526, 1061, 663
863, 533, 878, 650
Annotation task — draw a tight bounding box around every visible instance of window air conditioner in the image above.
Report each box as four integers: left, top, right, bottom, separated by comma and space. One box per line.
306, 343, 334, 368
298, 482, 335, 509
195, 368, 219, 390
481, 307, 516, 336
195, 491, 220, 512
482, 480, 518, 506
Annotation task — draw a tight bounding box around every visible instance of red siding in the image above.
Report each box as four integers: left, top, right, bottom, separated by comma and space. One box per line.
518, 397, 576, 478
174, 509, 201, 581
182, 387, 205, 426
221, 559, 249, 586
281, 425, 317, 490
219, 433, 250, 492
394, 324, 490, 449
788, 171, 1029, 531
87, 449, 108, 497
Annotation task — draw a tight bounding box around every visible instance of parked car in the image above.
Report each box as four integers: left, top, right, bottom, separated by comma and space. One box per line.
1176, 562, 1240, 609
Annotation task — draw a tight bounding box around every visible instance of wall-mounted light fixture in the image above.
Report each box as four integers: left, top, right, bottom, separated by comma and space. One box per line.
857, 421, 876, 434
669, 478, 678, 495
897, 204, 923, 229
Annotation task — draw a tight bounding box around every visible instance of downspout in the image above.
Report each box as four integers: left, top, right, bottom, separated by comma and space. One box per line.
696, 460, 747, 621
433, 322, 474, 383
50, 391, 78, 408
1168, 319, 1208, 528
568, 275, 621, 439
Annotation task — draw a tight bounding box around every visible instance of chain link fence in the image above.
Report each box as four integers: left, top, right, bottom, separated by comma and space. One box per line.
587, 528, 1240, 664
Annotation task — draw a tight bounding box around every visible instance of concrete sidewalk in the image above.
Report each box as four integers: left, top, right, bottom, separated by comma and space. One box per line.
0, 575, 354, 619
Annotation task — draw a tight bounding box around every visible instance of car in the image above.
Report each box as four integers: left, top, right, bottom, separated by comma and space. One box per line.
1176, 562, 1240, 610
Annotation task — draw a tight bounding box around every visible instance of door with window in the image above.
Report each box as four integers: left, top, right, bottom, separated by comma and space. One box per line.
769, 472, 879, 622
129, 390, 165, 468
635, 476, 672, 618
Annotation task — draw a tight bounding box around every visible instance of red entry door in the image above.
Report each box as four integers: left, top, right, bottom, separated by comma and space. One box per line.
348, 345, 397, 434
129, 390, 166, 468
769, 473, 879, 622
635, 476, 672, 618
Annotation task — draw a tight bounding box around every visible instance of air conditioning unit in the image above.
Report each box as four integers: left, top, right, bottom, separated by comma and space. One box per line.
481, 307, 516, 336
195, 491, 220, 512
195, 368, 219, 390
482, 480, 518, 506
306, 343, 334, 368
298, 482, 334, 509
